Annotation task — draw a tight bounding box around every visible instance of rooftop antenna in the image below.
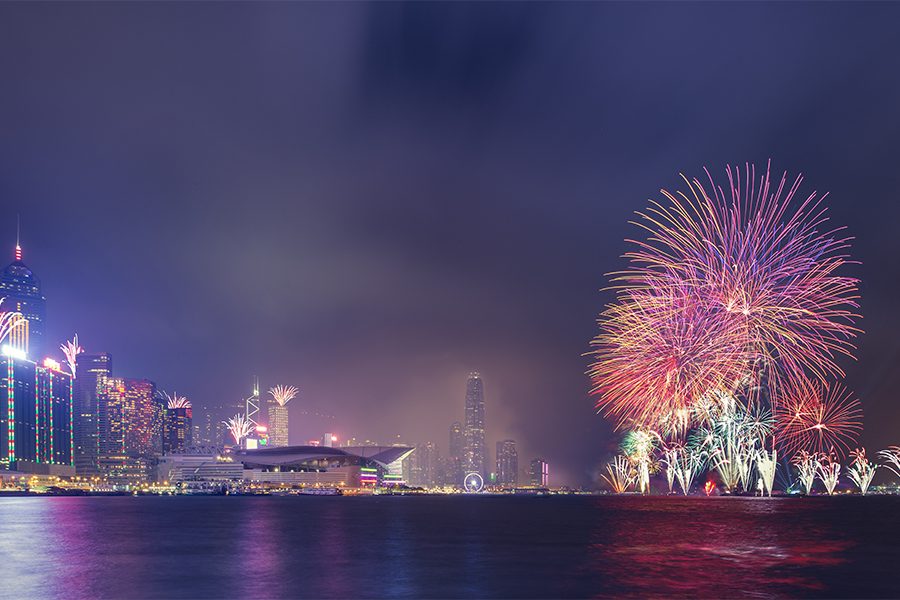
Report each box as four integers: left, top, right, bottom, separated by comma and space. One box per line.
14, 214, 21, 261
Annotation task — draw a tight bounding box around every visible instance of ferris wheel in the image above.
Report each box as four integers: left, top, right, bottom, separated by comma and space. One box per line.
463, 472, 484, 493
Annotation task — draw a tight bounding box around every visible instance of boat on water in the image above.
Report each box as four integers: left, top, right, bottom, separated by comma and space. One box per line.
298, 487, 343, 496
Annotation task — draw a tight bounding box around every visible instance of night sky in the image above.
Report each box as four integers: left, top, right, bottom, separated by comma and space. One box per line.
2, 3, 900, 487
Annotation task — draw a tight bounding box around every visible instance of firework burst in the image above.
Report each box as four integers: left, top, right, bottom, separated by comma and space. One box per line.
223, 414, 253, 445
793, 450, 818, 495
164, 391, 191, 410
847, 448, 877, 495
590, 282, 749, 429
0, 299, 25, 346
60, 334, 83, 378
879, 447, 900, 480
775, 378, 862, 459
816, 452, 841, 495
602, 455, 633, 494
590, 162, 861, 437
268, 385, 298, 407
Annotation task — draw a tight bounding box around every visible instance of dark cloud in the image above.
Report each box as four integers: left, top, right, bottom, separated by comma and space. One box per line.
1, 2, 899, 486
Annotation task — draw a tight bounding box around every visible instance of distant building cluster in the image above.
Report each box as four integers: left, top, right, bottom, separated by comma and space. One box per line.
400, 372, 550, 490
0, 239, 548, 492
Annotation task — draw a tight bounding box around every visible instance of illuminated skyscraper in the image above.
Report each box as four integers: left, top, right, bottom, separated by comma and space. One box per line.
447, 421, 463, 485
463, 372, 486, 478
164, 403, 193, 454
1, 352, 74, 475
268, 403, 289, 447
0, 239, 46, 359
495, 439, 518, 486
73, 352, 112, 475
98, 378, 164, 458
409, 441, 440, 487
529, 457, 549, 487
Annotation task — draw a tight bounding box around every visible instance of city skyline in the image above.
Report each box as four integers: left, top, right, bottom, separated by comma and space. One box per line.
0, 239, 533, 486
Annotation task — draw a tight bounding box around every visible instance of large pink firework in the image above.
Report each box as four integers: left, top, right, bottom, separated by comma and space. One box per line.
589, 280, 750, 428
590, 162, 861, 432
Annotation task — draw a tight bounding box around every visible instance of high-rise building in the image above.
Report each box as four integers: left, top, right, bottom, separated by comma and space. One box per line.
447, 421, 464, 485
408, 441, 440, 488
0, 240, 47, 359
0, 352, 74, 475
496, 439, 518, 486
73, 352, 112, 475
98, 378, 164, 458
529, 458, 549, 487
463, 372, 486, 478
164, 401, 193, 454
268, 403, 289, 447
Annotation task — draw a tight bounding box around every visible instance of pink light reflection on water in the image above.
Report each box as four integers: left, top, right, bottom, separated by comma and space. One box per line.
587, 497, 854, 598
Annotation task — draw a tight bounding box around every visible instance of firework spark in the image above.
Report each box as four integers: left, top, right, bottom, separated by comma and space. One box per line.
879, 447, 900, 480
601, 455, 633, 494
590, 282, 750, 429
661, 447, 678, 494
0, 299, 25, 346
223, 414, 253, 446
268, 385, 298, 407
847, 448, 877, 495
756, 449, 778, 497
673, 447, 704, 496
775, 379, 863, 459
60, 334, 83, 378
793, 451, 818, 495
816, 452, 841, 495
164, 391, 191, 410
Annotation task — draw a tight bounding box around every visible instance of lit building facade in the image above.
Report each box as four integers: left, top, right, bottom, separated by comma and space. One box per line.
496, 439, 518, 486
529, 457, 549, 487
164, 405, 192, 454
268, 403, 289, 447
98, 378, 164, 458
409, 441, 440, 488
0, 243, 47, 359
463, 372, 486, 478
73, 352, 112, 475
447, 421, 463, 485
1, 353, 74, 475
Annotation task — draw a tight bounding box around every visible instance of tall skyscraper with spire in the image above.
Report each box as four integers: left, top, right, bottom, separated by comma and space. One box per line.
463, 372, 487, 478
0, 231, 47, 359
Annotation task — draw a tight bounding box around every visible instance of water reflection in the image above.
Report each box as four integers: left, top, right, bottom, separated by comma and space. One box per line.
1, 495, 898, 598
589, 497, 853, 598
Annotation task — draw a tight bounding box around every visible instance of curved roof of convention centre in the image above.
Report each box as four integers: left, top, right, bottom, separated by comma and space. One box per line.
236, 445, 414, 468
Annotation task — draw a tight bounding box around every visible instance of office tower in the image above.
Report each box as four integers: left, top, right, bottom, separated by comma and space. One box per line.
164, 399, 193, 454
0, 352, 74, 475
245, 376, 260, 426
73, 352, 112, 475
530, 458, 549, 487
268, 403, 289, 447
99, 378, 164, 458
463, 372, 486, 477
447, 421, 463, 485
266, 384, 297, 448
0, 240, 47, 359
496, 439, 518, 486
409, 441, 440, 487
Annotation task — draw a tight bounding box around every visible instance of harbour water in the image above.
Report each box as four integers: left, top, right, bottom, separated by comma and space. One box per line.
1, 495, 897, 598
